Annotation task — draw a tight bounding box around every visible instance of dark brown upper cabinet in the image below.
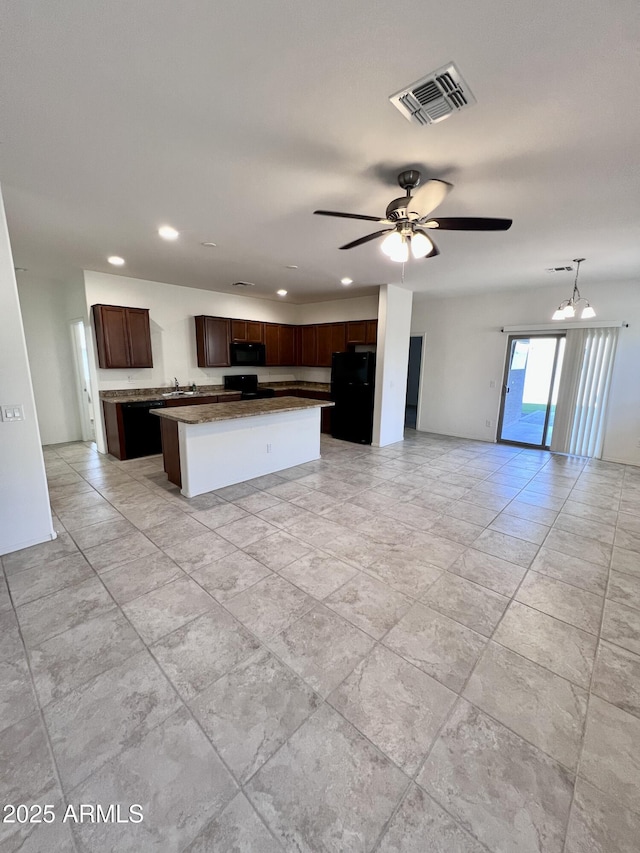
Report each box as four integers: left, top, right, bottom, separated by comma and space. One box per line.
92, 304, 153, 369
278, 324, 297, 366
194, 316, 231, 367
346, 319, 377, 345
365, 319, 378, 344
265, 323, 297, 366
231, 319, 264, 343
316, 323, 346, 367
299, 324, 318, 366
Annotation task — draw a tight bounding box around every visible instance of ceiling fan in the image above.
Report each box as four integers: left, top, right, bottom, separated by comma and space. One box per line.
314, 169, 512, 262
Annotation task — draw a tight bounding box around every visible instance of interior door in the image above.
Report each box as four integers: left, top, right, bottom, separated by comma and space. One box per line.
497, 335, 565, 448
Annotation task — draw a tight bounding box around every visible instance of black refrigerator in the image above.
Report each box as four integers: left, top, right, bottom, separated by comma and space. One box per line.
331, 351, 376, 444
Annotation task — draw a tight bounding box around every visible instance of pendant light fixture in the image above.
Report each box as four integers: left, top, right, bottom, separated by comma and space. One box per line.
552, 258, 596, 320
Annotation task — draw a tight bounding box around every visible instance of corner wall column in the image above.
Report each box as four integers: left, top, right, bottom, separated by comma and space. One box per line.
372, 284, 413, 447
0, 184, 55, 554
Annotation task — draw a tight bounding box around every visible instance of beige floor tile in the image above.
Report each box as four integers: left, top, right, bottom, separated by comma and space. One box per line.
191, 550, 272, 602
325, 572, 412, 639
376, 784, 485, 853
464, 642, 587, 769
7, 553, 94, 607
44, 650, 180, 790
601, 600, 640, 655
565, 778, 640, 853
529, 547, 608, 595
418, 700, 574, 853
242, 530, 312, 570
422, 572, 509, 637
100, 552, 184, 604
591, 639, 640, 719
29, 609, 144, 706
516, 571, 603, 634
223, 574, 315, 639
278, 550, 358, 599
70, 708, 236, 853
608, 570, 640, 611
330, 645, 456, 774
16, 577, 115, 648
184, 793, 284, 853
449, 548, 526, 596
580, 695, 640, 813
473, 528, 540, 568
494, 601, 597, 688
122, 576, 216, 643
190, 649, 320, 783
246, 704, 407, 853
151, 606, 260, 700
266, 604, 374, 697
384, 603, 486, 692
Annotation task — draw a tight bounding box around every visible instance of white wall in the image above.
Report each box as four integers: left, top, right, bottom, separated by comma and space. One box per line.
18, 274, 86, 445
296, 295, 378, 325
0, 186, 54, 554
372, 284, 413, 447
411, 280, 640, 466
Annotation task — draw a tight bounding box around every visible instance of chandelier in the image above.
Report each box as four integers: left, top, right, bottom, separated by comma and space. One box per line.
552, 258, 596, 320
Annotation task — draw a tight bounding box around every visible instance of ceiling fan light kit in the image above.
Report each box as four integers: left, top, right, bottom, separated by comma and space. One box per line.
314, 169, 511, 263
551, 258, 596, 320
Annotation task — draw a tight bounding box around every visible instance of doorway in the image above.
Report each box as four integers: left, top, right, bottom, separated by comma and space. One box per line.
497, 335, 565, 448
405, 335, 423, 429
70, 319, 95, 441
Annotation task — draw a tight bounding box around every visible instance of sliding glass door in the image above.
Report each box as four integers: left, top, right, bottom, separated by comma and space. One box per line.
497, 335, 565, 448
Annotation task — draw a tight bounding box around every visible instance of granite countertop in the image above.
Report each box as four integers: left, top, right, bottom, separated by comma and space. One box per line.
151, 395, 334, 424
101, 390, 238, 404
101, 382, 330, 404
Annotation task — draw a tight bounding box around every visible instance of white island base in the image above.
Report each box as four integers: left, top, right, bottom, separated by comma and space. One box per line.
176, 406, 322, 498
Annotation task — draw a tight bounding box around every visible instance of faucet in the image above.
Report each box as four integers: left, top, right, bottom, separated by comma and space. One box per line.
174, 377, 180, 392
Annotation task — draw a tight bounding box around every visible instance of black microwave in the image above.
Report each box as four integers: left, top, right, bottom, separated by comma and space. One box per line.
230, 341, 266, 367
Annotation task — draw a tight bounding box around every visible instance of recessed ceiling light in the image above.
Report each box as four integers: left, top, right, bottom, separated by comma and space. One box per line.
277, 289, 288, 296
201, 242, 217, 247
341, 277, 353, 285
285, 264, 298, 270
108, 256, 125, 266
158, 225, 179, 240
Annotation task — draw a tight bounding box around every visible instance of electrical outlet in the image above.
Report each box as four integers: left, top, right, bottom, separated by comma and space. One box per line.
489, 380, 496, 389
485, 419, 492, 428
266, 443, 272, 453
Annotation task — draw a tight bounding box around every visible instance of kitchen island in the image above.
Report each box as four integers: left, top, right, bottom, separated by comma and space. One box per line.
152, 396, 334, 498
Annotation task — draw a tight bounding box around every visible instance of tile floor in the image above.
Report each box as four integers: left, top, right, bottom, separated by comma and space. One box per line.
2, 432, 640, 852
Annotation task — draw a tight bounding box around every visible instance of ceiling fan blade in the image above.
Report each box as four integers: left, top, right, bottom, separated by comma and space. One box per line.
423, 217, 513, 231
339, 229, 393, 250
314, 210, 386, 223
407, 179, 453, 219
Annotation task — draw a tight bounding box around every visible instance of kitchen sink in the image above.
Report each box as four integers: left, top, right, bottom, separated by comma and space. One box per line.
162, 391, 196, 397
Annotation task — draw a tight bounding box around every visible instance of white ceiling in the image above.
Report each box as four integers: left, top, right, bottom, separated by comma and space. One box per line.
2, 0, 639, 303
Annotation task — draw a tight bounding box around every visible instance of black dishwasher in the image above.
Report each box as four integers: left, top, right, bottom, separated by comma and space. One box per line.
120, 400, 167, 459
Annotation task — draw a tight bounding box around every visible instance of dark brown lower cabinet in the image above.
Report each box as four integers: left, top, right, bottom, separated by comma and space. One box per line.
102, 394, 241, 460
160, 420, 181, 487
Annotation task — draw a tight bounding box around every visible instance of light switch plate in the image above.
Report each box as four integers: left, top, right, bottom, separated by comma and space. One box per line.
1, 405, 25, 422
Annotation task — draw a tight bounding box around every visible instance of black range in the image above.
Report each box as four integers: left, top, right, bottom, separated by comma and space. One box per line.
223, 374, 276, 400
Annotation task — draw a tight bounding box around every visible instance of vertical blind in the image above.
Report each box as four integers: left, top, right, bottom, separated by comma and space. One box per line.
551, 326, 619, 457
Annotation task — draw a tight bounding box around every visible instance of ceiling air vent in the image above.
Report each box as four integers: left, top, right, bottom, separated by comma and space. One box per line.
231, 281, 255, 287
389, 62, 476, 126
